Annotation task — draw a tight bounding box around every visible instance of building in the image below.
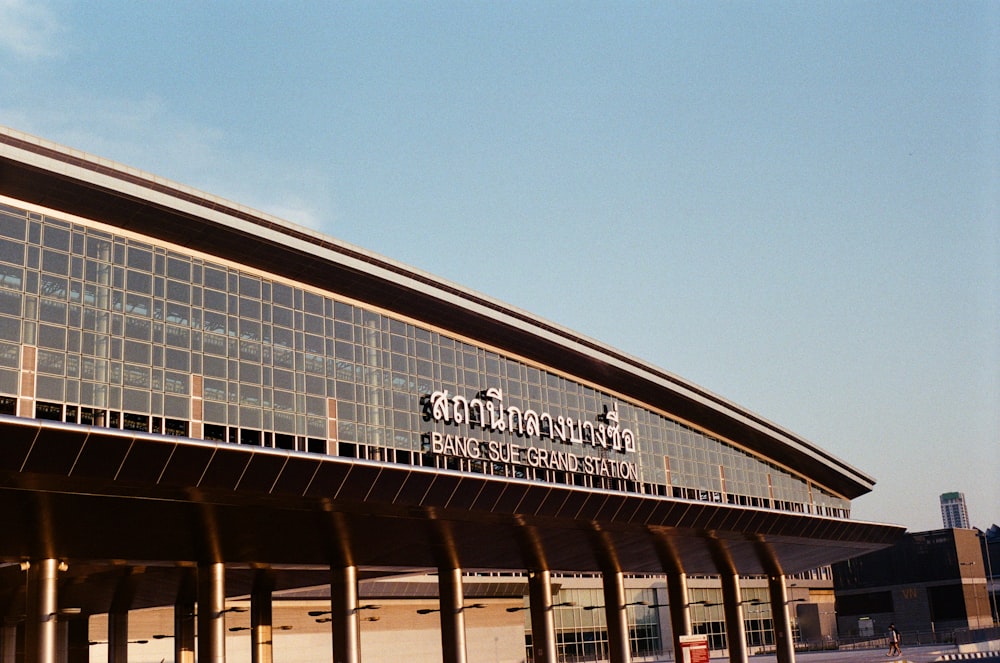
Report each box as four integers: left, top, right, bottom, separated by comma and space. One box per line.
982, 524, 1000, 626
832, 528, 994, 639
941, 492, 972, 530
0, 126, 903, 663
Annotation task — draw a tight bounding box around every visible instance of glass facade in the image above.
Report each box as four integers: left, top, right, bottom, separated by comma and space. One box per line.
0, 197, 849, 518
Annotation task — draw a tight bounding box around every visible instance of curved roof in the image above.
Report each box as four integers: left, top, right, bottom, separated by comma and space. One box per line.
0, 126, 873, 499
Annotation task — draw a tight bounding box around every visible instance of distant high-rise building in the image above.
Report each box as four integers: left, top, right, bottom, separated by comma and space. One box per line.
940, 492, 971, 529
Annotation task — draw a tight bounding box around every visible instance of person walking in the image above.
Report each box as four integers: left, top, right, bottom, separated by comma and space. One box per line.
887, 623, 901, 657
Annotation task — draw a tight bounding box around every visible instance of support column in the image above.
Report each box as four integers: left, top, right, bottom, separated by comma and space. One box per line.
753, 537, 796, 663
108, 607, 127, 663
0, 623, 16, 663
438, 566, 467, 663
766, 574, 795, 663
665, 571, 692, 660
718, 572, 748, 663
24, 559, 59, 663
108, 570, 139, 663
67, 618, 89, 663
654, 533, 692, 661
708, 537, 748, 663
330, 565, 359, 663
174, 569, 196, 663
250, 571, 274, 663
197, 562, 226, 663
601, 569, 631, 663
527, 570, 557, 663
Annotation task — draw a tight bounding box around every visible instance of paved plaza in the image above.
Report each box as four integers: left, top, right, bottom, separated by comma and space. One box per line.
741, 644, 1000, 663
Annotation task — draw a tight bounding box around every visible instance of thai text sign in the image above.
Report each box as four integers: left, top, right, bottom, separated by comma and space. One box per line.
422, 388, 639, 482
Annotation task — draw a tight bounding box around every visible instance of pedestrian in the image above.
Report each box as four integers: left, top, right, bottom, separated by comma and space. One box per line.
887, 623, 901, 656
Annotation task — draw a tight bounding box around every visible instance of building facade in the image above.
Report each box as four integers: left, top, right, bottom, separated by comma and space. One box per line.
941, 492, 972, 530
0, 127, 902, 663
833, 528, 994, 640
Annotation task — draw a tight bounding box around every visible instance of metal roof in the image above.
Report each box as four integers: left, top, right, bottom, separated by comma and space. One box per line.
0, 126, 873, 500
0, 417, 900, 612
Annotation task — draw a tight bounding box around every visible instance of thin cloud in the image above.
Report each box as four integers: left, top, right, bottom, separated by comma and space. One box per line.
0, 0, 64, 60
1, 93, 336, 235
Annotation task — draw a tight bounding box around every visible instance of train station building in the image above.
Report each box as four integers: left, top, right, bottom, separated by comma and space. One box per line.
0, 127, 902, 663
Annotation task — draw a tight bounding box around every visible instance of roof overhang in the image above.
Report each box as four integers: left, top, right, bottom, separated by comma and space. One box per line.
0, 127, 874, 499
0, 417, 900, 578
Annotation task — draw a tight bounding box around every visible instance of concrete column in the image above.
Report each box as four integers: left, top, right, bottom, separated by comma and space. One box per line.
438, 567, 468, 663
107, 608, 127, 663
108, 570, 138, 663
66, 618, 88, 663
250, 571, 274, 663
197, 562, 226, 663
0, 623, 17, 663
174, 569, 196, 663
330, 565, 359, 663
602, 569, 632, 663
767, 574, 795, 663
665, 571, 692, 659
719, 572, 748, 663
24, 559, 59, 663
527, 570, 557, 663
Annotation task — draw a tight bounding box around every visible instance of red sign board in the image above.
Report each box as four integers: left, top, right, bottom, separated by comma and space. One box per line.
679, 634, 710, 663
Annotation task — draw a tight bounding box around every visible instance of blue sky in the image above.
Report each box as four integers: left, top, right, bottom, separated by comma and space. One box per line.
1, 0, 997, 532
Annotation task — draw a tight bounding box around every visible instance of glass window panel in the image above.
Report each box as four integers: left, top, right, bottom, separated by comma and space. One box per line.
38, 299, 66, 324
273, 390, 294, 411
126, 270, 152, 293
239, 297, 260, 320
239, 274, 261, 298
125, 293, 150, 316
203, 355, 226, 378
36, 375, 64, 401
124, 340, 151, 364
0, 214, 25, 240
0, 264, 22, 291
202, 310, 226, 334
167, 257, 191, 280
165, 372, 188, 395
0, 239, 24, 265
42, 249, 69, 276
166, 348, 189, 371
239, 361, 261, 384
240, 384, 261, 405
124, 317, 150, 340
123, 364, 149, 387
304, 313, 323, 334
166, 303, 189, 325
305, 373, 324, 395
0, 292, 20, 317
269, 281, 292, 306
37, 350, 65, 375
203, 288, 226, 312
203, 265, 226, 290
272, 347, 293, 368
123, 389, 150, 412
272, 306, 293, 328
165, 395, 189, 418
166, 280, 189, 303
0, 369, 17, 395
0, 342, 18, 368
126, 246, 153, 271
38, 324, 65, 350
239, 319, 260, 340
42, 226, 70, 251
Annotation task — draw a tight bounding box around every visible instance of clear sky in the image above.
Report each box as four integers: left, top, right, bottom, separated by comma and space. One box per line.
1, 1, 997, 533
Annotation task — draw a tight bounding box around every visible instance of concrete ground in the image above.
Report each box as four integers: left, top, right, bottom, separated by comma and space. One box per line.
743, 644, 1000, 663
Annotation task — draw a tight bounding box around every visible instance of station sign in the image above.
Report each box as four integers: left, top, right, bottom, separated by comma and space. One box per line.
422, 388, 639, 482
